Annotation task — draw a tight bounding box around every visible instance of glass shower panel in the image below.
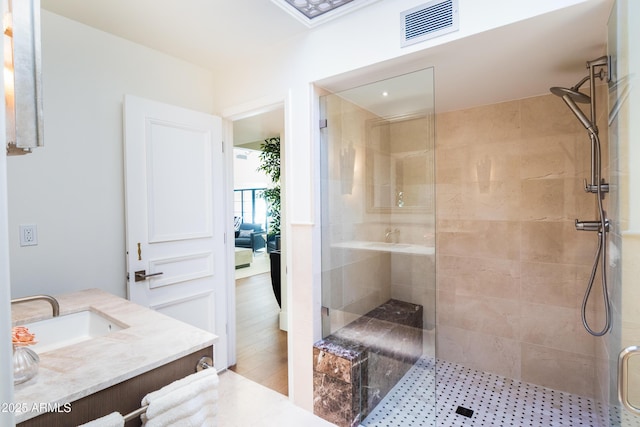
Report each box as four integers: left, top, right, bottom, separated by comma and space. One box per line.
608, 0, 640, 425
317, 68, 436, 426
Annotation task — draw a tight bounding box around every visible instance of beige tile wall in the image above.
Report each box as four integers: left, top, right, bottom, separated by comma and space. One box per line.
435, 89, 609, 398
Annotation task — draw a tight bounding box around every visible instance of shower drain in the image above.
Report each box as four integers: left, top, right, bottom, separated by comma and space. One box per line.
360, 358, 638, 427
455, 406, 474, 418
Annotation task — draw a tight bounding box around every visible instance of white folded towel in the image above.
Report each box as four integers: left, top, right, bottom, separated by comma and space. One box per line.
141, 368, 218, 427
78, 411, 124, 427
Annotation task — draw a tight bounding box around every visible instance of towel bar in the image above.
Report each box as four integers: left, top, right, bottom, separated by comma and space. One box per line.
196, 356, 214, 372
123, 406, 148, 423
121, 356, 214, 422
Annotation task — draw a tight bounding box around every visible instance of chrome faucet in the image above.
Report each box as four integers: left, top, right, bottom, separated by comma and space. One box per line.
384, 228, 400, 243
11, 294, 60, 317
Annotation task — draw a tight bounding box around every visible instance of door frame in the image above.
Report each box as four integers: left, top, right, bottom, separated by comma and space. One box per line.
223, 96, 288, 370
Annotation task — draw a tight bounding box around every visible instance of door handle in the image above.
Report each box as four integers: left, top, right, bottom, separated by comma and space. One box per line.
618, 345, 640, 415
134, 270, 164, 282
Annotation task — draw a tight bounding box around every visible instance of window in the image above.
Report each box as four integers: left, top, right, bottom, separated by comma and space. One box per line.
234, 188, 267, 230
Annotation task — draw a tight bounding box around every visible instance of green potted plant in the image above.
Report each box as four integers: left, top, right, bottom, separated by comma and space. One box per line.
257, 136, 282, 307
257, 136, 281, 243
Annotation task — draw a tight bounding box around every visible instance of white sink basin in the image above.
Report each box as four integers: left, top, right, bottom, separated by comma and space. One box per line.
20, 310, 128, 353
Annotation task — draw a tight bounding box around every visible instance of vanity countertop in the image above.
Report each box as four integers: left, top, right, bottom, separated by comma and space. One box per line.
11, 289, 217, 423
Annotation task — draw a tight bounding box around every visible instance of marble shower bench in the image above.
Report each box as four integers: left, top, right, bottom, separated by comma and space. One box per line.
313, 299, 423, 427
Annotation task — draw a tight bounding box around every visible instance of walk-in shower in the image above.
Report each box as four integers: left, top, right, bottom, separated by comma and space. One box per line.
313, 55, 634, 426
550, 55, 611, 337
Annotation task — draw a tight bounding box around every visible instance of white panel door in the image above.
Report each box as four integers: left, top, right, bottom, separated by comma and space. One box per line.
123, 95, 227, 368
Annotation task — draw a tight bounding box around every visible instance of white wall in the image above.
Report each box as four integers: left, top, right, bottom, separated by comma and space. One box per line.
0, 1, 15, 421
215, 0, 594, 410
7, 11, 216, 298
233, 149, 270, 190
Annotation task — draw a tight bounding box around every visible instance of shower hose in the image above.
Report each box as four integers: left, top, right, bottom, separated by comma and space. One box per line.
581, 132, 611, 337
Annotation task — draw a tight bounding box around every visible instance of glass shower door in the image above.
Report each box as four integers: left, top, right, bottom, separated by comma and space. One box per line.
315, 68, 436, 426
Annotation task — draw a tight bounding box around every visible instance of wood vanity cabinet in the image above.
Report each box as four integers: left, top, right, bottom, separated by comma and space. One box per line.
18, 347, 214, 427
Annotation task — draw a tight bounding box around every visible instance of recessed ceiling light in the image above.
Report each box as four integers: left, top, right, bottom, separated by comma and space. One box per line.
382, 91, 389, 97
285, 0, 353, 18
271, 0, 382, 28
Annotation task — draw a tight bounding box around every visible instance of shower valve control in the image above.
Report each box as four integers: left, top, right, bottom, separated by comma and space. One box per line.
575, 219, 609, 232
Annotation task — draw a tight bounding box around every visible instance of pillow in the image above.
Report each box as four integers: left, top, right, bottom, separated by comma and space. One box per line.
238, 229, 253, 238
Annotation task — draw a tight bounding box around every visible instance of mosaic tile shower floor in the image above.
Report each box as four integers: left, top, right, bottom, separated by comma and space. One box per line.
361, 358, 640, 427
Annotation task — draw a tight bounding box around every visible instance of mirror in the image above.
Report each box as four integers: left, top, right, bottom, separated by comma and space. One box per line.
366, 113, 434, 213
4, 0, 44, 155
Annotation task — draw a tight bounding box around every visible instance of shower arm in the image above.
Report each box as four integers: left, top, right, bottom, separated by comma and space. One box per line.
575, 56, 610, 233
584, 56, 610, 195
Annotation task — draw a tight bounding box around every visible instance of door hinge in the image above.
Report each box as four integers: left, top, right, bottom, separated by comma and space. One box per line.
221, 140, 225, 153
319, 119, 327, 129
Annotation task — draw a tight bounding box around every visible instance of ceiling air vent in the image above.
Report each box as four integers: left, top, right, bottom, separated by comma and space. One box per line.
401, 0, 459, 47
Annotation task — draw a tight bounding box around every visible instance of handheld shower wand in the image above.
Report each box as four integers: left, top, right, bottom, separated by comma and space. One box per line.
557, 93, 597, 134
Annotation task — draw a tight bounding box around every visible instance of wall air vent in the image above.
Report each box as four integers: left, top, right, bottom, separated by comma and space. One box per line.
401, 0, 459, 47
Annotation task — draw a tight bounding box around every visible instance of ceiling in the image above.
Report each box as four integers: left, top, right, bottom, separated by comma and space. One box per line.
334, 68, 435, 119
233, 109, 284, 148
40, 0, 308, 74
40, 0, 614, 144
40, 0, 305, 146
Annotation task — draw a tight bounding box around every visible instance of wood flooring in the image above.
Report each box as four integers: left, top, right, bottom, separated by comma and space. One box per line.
230, 271, 288, 396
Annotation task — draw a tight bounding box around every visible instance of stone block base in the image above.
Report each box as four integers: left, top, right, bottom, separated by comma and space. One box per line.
313, 299, 423, 427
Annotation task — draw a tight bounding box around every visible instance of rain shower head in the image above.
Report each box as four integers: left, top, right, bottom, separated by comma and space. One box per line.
550, 75, 595, 132
550, 74, 592, 103
550, 86, 591, 104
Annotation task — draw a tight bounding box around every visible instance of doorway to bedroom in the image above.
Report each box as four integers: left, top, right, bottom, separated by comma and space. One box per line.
229, 107, 288, 396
